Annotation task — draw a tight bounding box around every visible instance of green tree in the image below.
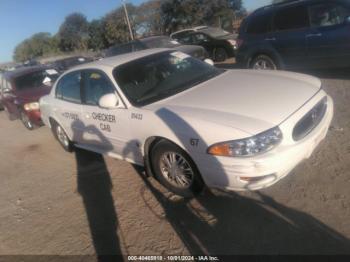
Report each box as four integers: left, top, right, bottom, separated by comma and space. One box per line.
160, 0, 244, 33
103, 4, 136, 46
88, 19, 108, 51
135, 0, 163, 36
58, 12, 89, 51
13, 32, 59, 62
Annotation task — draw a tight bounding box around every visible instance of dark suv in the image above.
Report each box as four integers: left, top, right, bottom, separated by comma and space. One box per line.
236, 0, 350, 70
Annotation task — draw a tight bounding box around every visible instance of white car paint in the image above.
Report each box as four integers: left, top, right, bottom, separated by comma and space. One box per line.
40, 48, 333, 192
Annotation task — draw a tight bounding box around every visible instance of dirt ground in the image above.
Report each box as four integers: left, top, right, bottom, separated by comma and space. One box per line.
0, 62, 350, 259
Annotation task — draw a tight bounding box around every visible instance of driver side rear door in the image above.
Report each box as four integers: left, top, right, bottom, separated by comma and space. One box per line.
306, 1, 350, 68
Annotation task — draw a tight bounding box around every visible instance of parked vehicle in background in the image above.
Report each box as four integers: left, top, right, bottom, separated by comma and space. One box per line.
0, 66, 60, 130
236, 0, 350, 70
170, 26, 237, 62
0, 73, 4, 110
50, 56, 93, 73
104, 36, 208, 61
40, 49, 333, 197
23, 59, 40, 67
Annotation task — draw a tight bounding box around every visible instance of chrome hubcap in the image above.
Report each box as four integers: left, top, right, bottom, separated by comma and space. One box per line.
56, 126, 69, 147
253, 59, 275, 70
21, 112, 33, 129
159, 152, 194, 188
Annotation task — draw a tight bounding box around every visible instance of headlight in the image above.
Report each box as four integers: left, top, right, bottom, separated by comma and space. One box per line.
24, 102, 40, 111
228, 39, 237, 47
207, 127, 283, 157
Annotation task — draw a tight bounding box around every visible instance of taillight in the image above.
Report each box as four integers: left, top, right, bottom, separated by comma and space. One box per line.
236, 38, 244, 49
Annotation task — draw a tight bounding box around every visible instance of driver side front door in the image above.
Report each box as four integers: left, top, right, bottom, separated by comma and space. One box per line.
80, 69, 136, 160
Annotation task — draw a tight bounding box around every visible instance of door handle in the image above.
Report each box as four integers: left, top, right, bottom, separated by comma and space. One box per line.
265, 37, 276, 41
306, 33, 322, 38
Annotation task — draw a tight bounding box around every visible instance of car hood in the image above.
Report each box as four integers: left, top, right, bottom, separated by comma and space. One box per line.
146, 70, 321, 135
15, 85, 52, 103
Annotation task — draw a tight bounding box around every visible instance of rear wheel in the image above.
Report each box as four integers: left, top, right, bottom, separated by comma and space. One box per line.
250, 54, 277, 70
151, 140, 204, 198
214, 48, 228, 62
53, 122, 73, 152
20, 111, 35, 130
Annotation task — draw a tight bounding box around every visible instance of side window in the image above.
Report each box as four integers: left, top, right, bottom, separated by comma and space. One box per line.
247, 14, 271, 35
274, 5, 309, 31
56, 71, 81, 103
179, 34, 193, 44
247, 13, 272, 34
83, 70, 115, 106
193, 33, 209, 42
309, 4, 350, 28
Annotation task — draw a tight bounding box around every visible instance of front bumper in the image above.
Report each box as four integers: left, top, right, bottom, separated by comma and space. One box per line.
25, 109, 43, 126
195, 93, 334, 191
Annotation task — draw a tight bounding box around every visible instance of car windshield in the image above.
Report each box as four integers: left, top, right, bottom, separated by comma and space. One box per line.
14, 68, 60, 90
200, 27, 230, 38
113, 51, 223, 106
141, 37, 180, 48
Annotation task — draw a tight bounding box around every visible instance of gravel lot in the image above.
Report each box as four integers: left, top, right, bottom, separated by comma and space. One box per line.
0, 63, 350, 259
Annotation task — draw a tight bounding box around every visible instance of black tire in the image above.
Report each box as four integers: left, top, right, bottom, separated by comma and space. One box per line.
20, 111, 35, 130
250, 54, 278, 70
52, 121, 74, 152
151, 140, 204, 198
214, 47, 228, 62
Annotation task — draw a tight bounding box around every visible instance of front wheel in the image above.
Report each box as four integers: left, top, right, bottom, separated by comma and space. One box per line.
53, 122, 74, 152
151, 140, 204, 198
250, 54, 277, 70
20, 111, 35, 130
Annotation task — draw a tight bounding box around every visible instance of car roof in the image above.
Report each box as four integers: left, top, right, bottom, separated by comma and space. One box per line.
253, 0, 333, 15
54, 56, 87, 63
68, 48, 171, 71
106, 36, 170, 50
3, 65, 49, 80
171, 26, 209, 36
139, 36, 169, 41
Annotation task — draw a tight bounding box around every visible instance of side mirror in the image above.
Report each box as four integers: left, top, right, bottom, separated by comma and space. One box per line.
98, 93, 122, 109
204, 58, 214, 66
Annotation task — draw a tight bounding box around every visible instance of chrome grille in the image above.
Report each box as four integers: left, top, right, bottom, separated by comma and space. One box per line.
292, 97, 327, 141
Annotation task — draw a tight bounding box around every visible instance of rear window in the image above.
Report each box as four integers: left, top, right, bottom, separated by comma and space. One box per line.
14, 69, 59, 91
274, 5, 309, 31
247, 13, 272, 34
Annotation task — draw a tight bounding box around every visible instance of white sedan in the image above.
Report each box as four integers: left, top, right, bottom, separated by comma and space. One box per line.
40, 49, 333, 197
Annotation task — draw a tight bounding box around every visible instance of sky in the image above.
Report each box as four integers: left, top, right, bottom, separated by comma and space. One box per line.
0, 0, 270, 63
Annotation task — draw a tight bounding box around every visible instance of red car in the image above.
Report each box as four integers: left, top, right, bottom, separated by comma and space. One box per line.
0, 66, 60, 130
